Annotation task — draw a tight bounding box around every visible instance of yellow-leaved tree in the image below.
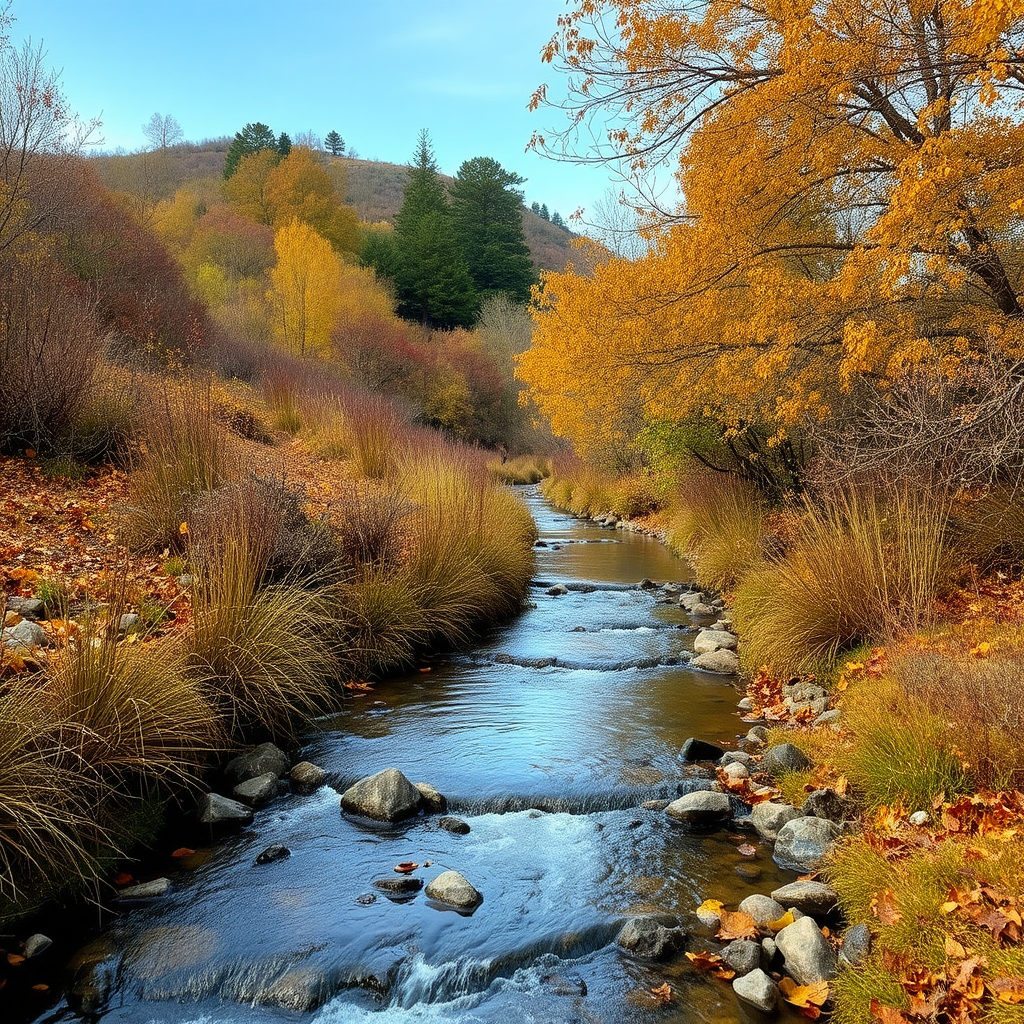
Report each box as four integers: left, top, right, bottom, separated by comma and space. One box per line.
268, 218, 342, 357
520, 0, 1024, 484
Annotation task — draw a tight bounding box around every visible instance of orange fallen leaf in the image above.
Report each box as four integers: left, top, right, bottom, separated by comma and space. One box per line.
987, 976, 1024, 1004
394, 862, 419, 873
869, 998, 909, 1023
736, 843, 757, 857
944, 934, 967, 958
170, 847, 196, 858
113, 872, 134, 886
871, 890, 902, 926
697, 898, 724, 915
32, 983, 49, 992
685, 950, 735, 980
767, 910, 796, 932
650, 982, 673, 1004
779, 977, 829, 1019
716, 909, 759, 940
7, 953, 25, 965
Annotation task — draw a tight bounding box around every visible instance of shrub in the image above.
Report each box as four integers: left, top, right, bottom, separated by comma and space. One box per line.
734, 485, 952, 672
344, 393, 410, 479
187, 529, 342, 742
265, 378, 302, 434
57, 362, 139, 466
666, 470, 765, 591
489, 454, 551, 485
125, 378, 233, 551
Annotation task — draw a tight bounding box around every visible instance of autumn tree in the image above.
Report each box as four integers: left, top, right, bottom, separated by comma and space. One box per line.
142, 112, 183, 150
521, 0, 1024, 482
325, 130, 344, 156
450, 156, 536, 302
223, 148, 279, 224
268, 218, 341, 357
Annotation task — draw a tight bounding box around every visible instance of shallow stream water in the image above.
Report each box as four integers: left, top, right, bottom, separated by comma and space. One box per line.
36, 490, 803, 1024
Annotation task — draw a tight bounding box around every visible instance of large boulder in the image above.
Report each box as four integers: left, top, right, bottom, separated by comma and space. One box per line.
616, 916, 687, 960
224, 743, 289, 787
665, 790, 733, 825
690, 649, 740, 675
414, 782, 447, 814
770, 881, 840, 918
773, 816, 842, 873
341, 768, 423, 822
424, 870, 481, 910
232, 772, 279, 808
733, 968, 778, 1012
751, 802, 803, 842
693, 629, 738, 654
680, 737, 726, 763
763, 743, 811, 778
290, 761, 328, 794
775, 916, 838, 985
2, 618, 48, 649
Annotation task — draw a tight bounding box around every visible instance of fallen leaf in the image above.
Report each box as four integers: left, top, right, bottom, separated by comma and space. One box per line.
767, 910, 796, 932
179, 522, 189, 535
697, 898, 724, 916
871, 890, 903, 925
737, 843, 757, 857
31, 983, 49, 992
944, 934, 967, 958
7, 953, 25, 965
650, 982, 673, 1004
394, 862, 419, 873
869, 998, 909, 1023
779, 977, 829, 1018
113, 872, 134, 886
170, 847, 196, 858
716, 909, 759, 940
987, 976, 1024, 1004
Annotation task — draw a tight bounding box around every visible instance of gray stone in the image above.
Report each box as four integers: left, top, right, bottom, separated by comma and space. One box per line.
751, 801, 803, 841
118, 877, 170, 900
340, 767, 423, 822
690, 648, 740, 675
373, 876, 423, 896
678, 591, 707, 612
662, 583, 682, 596
117, 613, 140, 634
232, 772, 278, 808
616, 916, 687, 960
414, 782, 447, 814
722, 761, 750, 781
909, 810, 930, 826
198, 792, 253, 828
681, 737, 726, 762
839, 922, 872, 968
737, 696, 753, 712
224, 743, 289, 787
665, 790, 733, 825
2, 618, 47, 648
762, 936, 778, 964
802, 788, 856, 823
438, 816, 471, 835
720, 750, 753, 767
6, 596, 44, 619
763, 743, 811, 777
739, 894, 786, 928
774, 816, 842, 873
746, 725, 769, 745
690, 603, 718, 617
722, 939, 762, 976
693, 628, 738, 654
546, 584, 568, 596
735, 863, 763, 881
638, 578, 658, 589
289, 761, 327, 794
776, 915, 838, 985
770, 881, 840, 917
813, 708, 842, 727
23, 933, 53, 957
732, 968, 778, 1013
425, 870, 481, 910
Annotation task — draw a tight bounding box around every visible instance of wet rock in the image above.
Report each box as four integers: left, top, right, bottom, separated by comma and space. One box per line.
373, 876, 424, 896
735, 863, 763, 882
117, 877, 170, 900
546, 584, 569, 596
737, 696, 753, 712
438, 816, 471, 835
678, 591, 707, 612
541, 973, 588, 996
720, 750, 754, 767
680, 737, 726, 763
770, 880, 840, 917
722, 762, 750, 782
340, 767, 423, 822
739, 894, 786, 928
665, 790, 733, 825
763, 743, 811, 778
776, 915, 838, 985
762, 936, 779, 966
693, 628, 738, 654
224, 743, 289, 787
642, 799, 670, 810
690, 648, 739, 674
751, 801, 803, 842
746, 725, 769, 745
232, 771, 279, 808
23, 933, 52, 957
414, 781, 447, 814
66, 937, 117, 1015
260, 967, 329, 1012
638, 578, 658, 589
125, 924, 220, 980
255, 845, 291, 865
839, 922, 872, 968
723, 938, 762, 976
733, 968, 778, 1012
773, 816, 842, 873
425, 870, 481, 910
802, 788, 857, 823
198, 792, 254, 829
617, 916, 687, 960
289, 761, 327, 794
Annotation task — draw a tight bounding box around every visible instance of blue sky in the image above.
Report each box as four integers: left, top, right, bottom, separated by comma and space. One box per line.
8, 0, 636, 224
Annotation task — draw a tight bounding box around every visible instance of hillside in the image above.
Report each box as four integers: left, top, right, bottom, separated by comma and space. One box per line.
89, 142, 579, 273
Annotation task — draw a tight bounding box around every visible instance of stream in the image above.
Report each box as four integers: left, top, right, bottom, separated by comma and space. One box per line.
37, 489, 803, 1024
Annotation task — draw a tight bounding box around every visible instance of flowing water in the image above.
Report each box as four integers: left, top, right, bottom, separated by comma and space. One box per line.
38, 490, 803, 1024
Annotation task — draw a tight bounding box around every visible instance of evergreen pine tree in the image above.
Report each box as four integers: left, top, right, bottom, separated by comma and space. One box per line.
223, 122, 277, 178
325, 130, 345, 156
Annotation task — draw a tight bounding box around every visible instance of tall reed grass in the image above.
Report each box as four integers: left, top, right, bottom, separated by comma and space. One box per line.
734, 485, 952, 672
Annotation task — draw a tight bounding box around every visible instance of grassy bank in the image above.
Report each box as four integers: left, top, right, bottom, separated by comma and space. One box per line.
540, 457, 1024, 1021
0, 375, 536, 921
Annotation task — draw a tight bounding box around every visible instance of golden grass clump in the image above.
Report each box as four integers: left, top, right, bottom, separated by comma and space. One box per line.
666, 471, 765, 591
733, 485, 952, 673
489, 454, 552, 485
